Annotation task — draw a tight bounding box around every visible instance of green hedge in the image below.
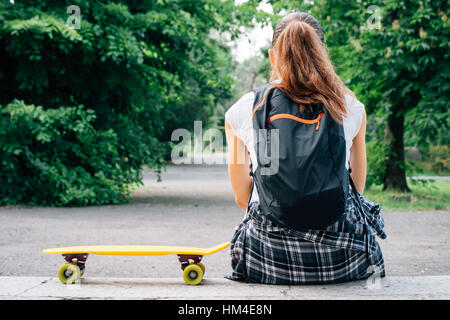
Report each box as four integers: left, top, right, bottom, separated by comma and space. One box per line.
365, 140, 388, 189
0, 100, 140, 206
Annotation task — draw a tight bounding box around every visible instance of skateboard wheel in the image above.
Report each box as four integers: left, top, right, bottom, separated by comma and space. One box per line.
197, 262, 205, 275
57, 263, 80, 284
189, 261, 205, 275
183, 264, 203, 285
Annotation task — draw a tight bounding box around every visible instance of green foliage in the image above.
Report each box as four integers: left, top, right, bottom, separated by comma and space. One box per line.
428, 145, 450, 175
0, 100, 138, 206
366, 139, 388, 188
0, 0, 264, 206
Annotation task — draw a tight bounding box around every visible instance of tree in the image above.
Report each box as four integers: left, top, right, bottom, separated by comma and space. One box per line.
269, 0, 449, 191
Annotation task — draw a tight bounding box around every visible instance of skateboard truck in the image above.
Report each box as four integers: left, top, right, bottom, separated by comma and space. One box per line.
63, 253, 89, 271
178, 255, 202, 271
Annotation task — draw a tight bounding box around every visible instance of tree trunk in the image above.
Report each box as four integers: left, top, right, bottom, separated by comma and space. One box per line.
383, 111, 410, 192
248, 71, 258, 91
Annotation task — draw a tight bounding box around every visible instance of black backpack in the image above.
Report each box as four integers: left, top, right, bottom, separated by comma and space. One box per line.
250, 83, 349, 230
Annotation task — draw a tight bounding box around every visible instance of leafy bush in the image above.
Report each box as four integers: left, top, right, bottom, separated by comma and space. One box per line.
428, 145, 450, 175
0, 100, 140, 206
365, 139, 388, 188
0, 1, 261, 206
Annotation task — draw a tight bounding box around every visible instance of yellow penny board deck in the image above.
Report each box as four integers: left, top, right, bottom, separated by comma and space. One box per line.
43, 241, 230, 256
44, 242, 230, 285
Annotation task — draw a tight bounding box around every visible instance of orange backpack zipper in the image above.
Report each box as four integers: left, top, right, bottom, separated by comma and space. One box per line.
267, 112, 324, 131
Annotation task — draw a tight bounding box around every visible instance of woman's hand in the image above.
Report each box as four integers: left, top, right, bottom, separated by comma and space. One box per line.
225, 120, 253, 212
349, 109, 367, 194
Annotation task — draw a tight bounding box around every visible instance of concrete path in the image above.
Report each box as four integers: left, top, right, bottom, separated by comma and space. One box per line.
1, 276, 449, 300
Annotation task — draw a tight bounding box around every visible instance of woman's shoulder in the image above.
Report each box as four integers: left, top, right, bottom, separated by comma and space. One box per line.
344, 93, 365, 114
227, 91, 255, 113
344, 93, 365, 122
225, 91, 255, 125
343, 93, 365, 139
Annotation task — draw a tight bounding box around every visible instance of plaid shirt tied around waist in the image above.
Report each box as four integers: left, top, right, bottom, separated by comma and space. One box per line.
226, 184, 386, 285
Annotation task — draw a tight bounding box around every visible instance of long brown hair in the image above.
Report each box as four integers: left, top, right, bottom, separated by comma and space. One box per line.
270, 12, 352, 122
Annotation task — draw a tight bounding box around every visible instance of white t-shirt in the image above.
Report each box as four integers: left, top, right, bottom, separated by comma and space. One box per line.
225, 90, 365, 202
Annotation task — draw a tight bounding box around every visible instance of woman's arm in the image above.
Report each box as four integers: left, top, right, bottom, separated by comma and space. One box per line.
225, 120, 252, 212
349, 109, 367, 194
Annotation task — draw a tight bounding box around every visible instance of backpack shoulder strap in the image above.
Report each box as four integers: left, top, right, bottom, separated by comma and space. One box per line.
252, 83, 284, 115
252, 83, 285, 130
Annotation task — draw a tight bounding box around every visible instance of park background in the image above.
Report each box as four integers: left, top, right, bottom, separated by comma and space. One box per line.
0, 0, 449, 286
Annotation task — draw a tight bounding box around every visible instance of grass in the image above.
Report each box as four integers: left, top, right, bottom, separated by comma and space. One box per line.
365, 180, 450, 211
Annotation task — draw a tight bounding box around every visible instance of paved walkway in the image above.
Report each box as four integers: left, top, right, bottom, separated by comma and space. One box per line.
1, 276, 449, 300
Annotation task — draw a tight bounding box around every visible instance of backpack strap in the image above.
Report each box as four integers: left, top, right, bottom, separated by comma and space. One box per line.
246, 84, 278, 212
251, 83, 285, 126
246, 156, 255, 213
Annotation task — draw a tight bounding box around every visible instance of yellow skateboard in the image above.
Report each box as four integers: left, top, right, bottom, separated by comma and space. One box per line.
43, 242, 230, 285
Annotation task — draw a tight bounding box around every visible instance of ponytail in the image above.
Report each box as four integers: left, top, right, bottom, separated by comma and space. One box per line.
270, 13, 350, 122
